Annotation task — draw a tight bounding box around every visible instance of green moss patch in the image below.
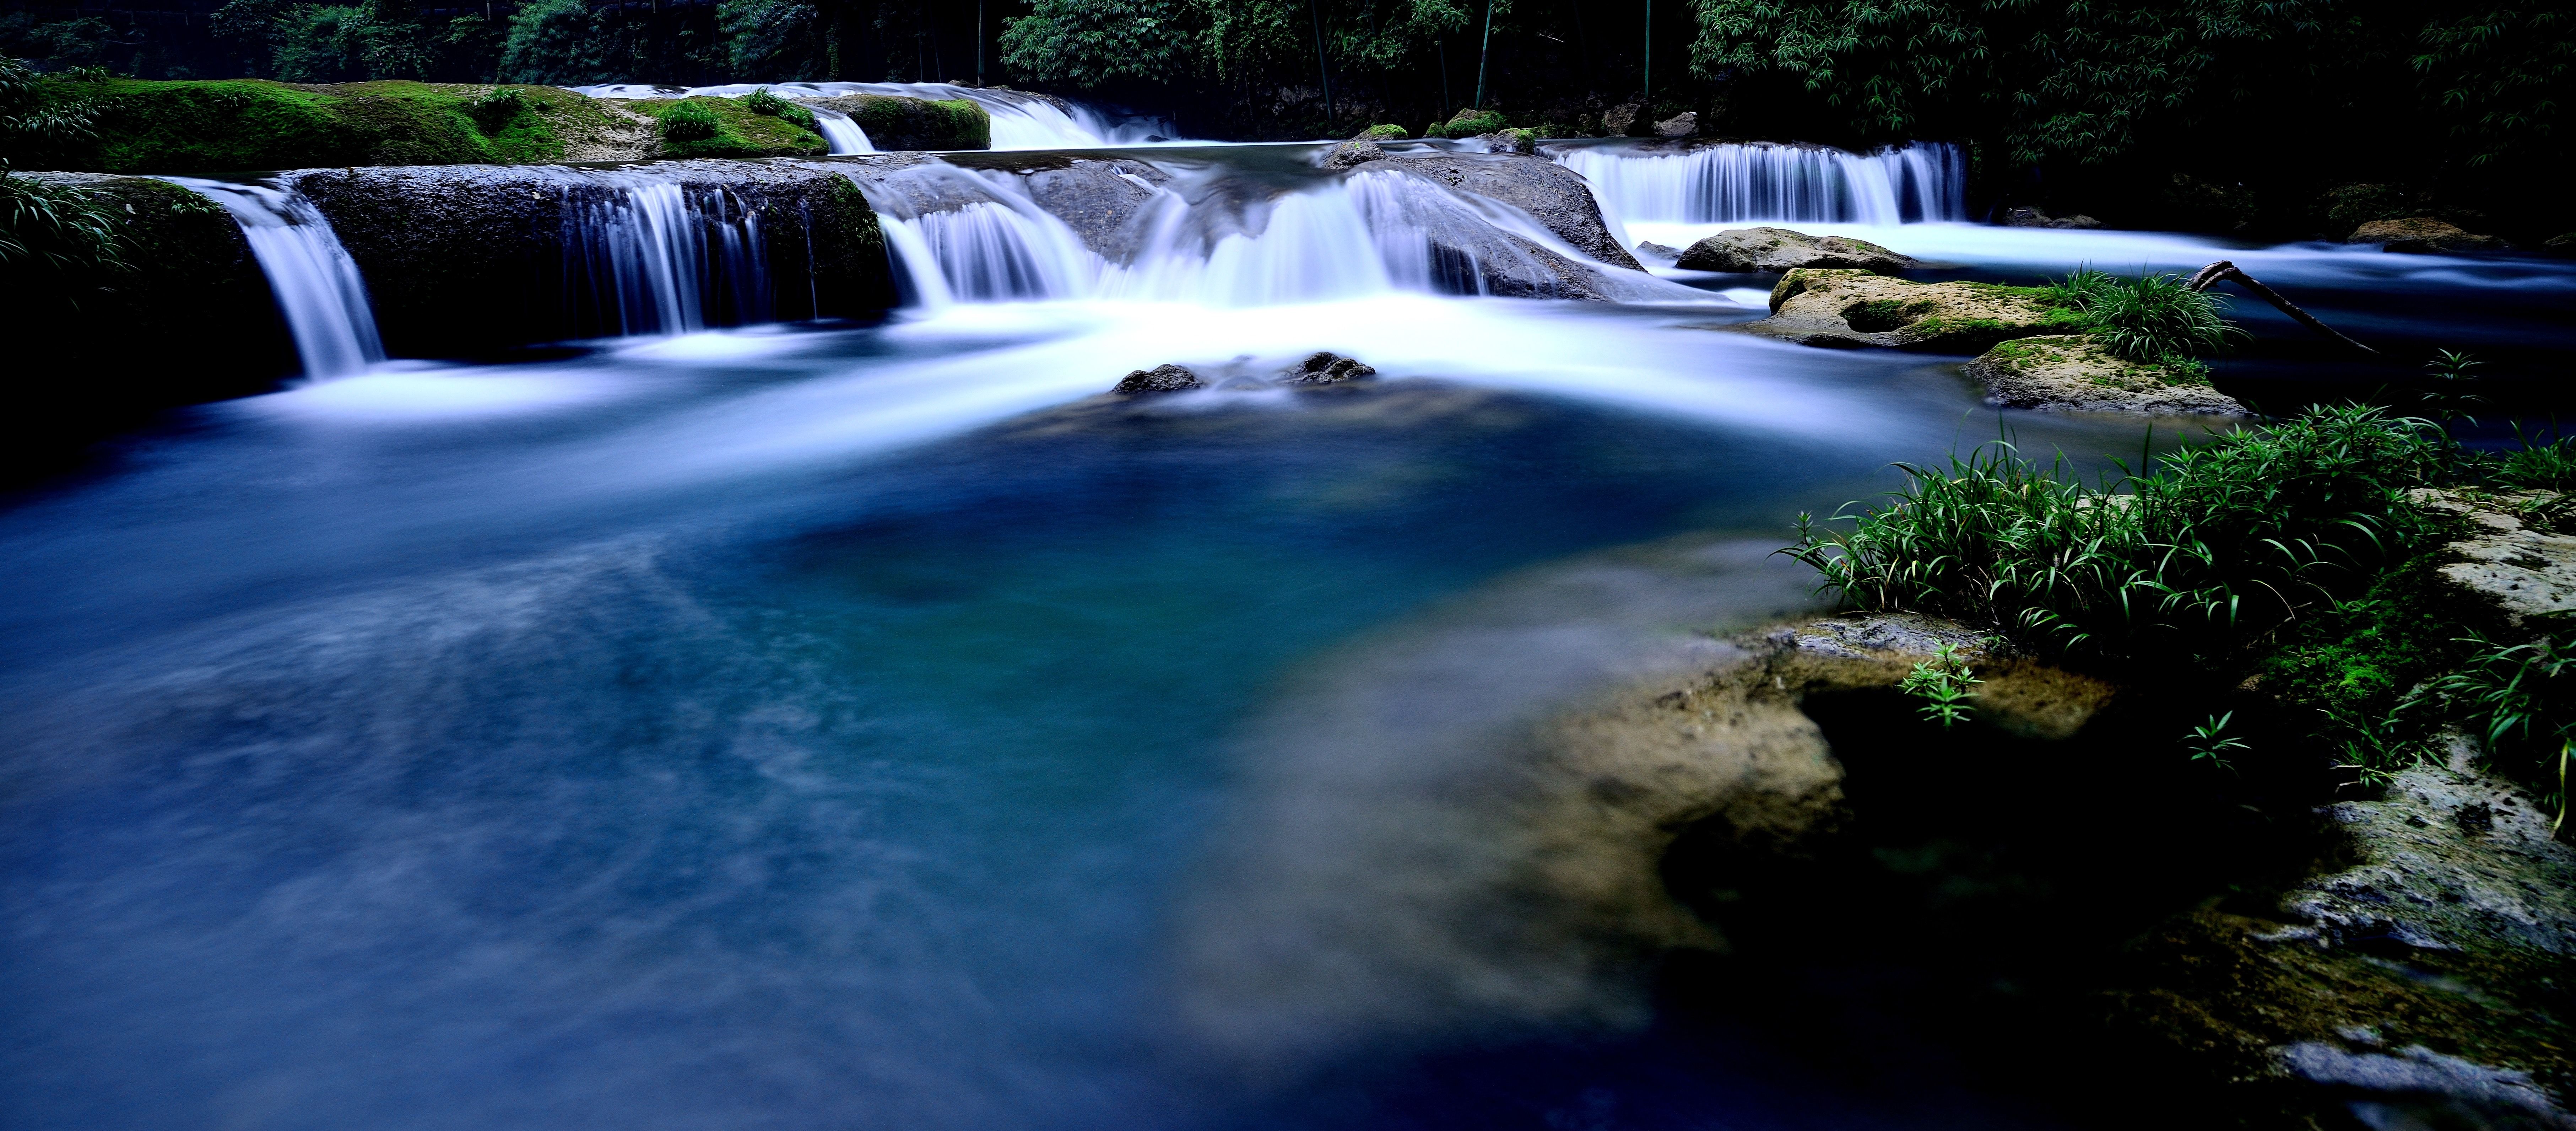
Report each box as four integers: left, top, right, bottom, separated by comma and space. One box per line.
11, 77, 638, 173
636, 96, 826, 159
811, 94, 990, 151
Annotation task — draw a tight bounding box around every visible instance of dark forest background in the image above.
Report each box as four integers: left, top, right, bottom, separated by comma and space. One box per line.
2, 0, 2568, 235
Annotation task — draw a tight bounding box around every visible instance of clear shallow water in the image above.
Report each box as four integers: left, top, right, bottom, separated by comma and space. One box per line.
11, 145, 2576, 1129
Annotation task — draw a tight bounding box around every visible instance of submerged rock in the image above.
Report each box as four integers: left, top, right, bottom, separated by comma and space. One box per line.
1277, 351, 1377, 386
1741, 268, 2077, 352
1673, 226, 1917, 273
1965, 334, 2246, 416
1112, 363, 1206, 394
2348, 217, 2512, 253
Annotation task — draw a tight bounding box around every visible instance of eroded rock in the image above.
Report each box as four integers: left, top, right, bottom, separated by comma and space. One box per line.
2349, 217, 2512, 254
1965, 334, 2246, 416
1654, 112, 1699, 138
2280, 752, 2576, 955
1278, 351, 1376, 386
1673, 226, 1917, 273
2414, 489, 2576, 624
1368, 152, 1643, 270
1741, 268, 2077, 352
1113, 363, 1205, 394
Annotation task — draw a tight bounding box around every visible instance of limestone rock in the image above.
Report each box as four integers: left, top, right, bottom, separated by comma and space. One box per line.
1113, 363, 1205, 394
1964, 334, 2247, 416
2278, 755, 2576, 955
2414, 489, 2576, 624
1278, 351, 1376, 386
1654, 112, 1698, 138
1673, 226, 1917, 273
1741, 268, 2077, 353
1321, 136, 1385, 171
1371, 152, 1643, 271
2348, 217, 2512, 253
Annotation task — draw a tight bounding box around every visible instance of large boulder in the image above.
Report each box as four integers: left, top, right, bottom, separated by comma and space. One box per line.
1964, 335, 2246, 416
1364, 152, 1642, 270
941, 152, 1174, 262
1674, 226, 1917, 273
807, 93, 991, 151
1654, 111, 1699, 138
2348, 217, 2511, 253
1744, 268, 2079, 352
294, 160, 896, 357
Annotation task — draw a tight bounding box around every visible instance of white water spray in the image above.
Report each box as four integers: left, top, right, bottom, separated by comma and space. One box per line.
569, 82, 1179, 150
563, 174, 771, 336
811, 108, 875, 155
165, 177, 386, 380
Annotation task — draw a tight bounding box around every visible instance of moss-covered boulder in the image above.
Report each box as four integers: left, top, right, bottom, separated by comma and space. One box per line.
6, 77, 652, 173
1746, 268, 2083, 352
1964, 334, 2246, 416
807, 94, 990, 151
1425, 107, 1506, 139
5, 172, 296, 473
633, 96, 827, 159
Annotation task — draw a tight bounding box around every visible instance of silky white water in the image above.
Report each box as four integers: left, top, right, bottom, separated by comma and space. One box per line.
570, 81, 1180, 150
164, 176, 385, 379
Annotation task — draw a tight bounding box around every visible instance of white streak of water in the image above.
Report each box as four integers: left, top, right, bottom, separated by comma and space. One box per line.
812, 108, 875, 155
567, 82, 1181, 150
1557, 141, 1965, 226
165, 177, 385, 380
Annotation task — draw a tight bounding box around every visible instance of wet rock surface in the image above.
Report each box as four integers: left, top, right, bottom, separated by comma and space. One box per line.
1360, 152, 1643, 270
1277, 351, 1377, 386
2349, 217, 2512, 253
1741, 267, 2074, 352
2002, 206, 2105, 229
1674, 226, 1918, 273
1965, 334, 2248, 416
1009, 157, 1170, 261
291, 160, 893, 357
1112, 363, 1206, 394
2283, 751, 2576, 955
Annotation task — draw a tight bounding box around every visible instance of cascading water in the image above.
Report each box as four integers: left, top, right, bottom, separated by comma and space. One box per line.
811, 108, 875, 155
562, 175, 772, 337
165, 177, 385, 379
1555, 141, 1966, 226
570, 82, 1180, 150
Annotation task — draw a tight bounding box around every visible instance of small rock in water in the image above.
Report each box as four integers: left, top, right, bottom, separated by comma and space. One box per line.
1654, 112, 1698, 138
1634, 241, 1682, 262
1322, 137, 1385, 171
1113, 363, 1206, 394
1481, 129, 1536, 156
2001, 206, 2103, 230
1278, 351, 1377, 387
2349, 216, 2511, 253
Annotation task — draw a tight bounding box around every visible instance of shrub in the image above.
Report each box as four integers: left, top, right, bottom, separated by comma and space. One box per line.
0, 170, 130, 308
2044, 268, 2242, 361
2494, 430, 2576, 490
467, 85, 527, 133
740, 86, 815, 130
1783, 405, 2452, 661
658, 99, 721, 143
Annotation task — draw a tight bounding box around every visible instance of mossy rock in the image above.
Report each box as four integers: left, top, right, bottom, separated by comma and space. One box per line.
1428, 107, 1506, 139
1358, 123, 1407, 140
1747, 268, 2085, 352
635, 96, 827, 160
808, 94, 990, 151
6, 77, 645, 174
1965, 334, 2244, 416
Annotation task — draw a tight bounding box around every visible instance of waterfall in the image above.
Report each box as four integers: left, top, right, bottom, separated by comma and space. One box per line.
1555, 141, 1966, 226
812, 108, 875, 155
562, 175, 772, 338
568, 82, 1181, 150
164, 177, 384, 380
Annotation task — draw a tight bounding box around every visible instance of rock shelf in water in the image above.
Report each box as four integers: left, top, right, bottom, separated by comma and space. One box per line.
1965, 335, 2247, 416
1673, 226, 1917, 273
1741, 267, 2079, 352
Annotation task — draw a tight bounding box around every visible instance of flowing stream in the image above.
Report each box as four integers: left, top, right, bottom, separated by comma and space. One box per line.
11, 139, 2576, 1131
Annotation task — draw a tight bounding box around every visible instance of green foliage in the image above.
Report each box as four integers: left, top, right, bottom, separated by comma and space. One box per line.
2417, 628, 2576, 826
2493, 429, 2576, 491
2040, 267, 2241, 361
1899, 643, 1982, 727
999, 0, 1209, 89
1427, 107, 1507, 138
467, 85, 527, 133
1360, 123, 1408, 140
0, 171, 131, 314
2183, 711, 2248, 770
740, 86, 816, 130
498, 0, 614, 84
2420, 349, 2488, 422
2410, 0, 2575, 169
658, 99, 722, 142
1783, 405, 2452, 661
840, 95, 990, 150
717, 0, 826, 84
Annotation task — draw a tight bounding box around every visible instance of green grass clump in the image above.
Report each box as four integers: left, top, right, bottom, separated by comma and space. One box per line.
642, 95, 827, 158
658, 99, 721, 142
0, 169, 130, 309
1785, 405, 2450, 661
468, 86, 529, 133
741, 87, 817, 131
2494, 432, 2576, 490
2, 76, 618, 172
2042, 266, 2244, 361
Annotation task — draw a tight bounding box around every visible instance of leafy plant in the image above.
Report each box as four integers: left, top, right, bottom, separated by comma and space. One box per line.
2086, 271, 2242, 361
2418, 630, 2576, 836
2183, 711, 2250, 770
657, 99, 722, 143
740, 86, 815, 130
1899, 643, 1982, 728
2494, 425, 2576, 491
1783, 405, 2451, 662
2420, 349, 2488, 423
467, 85, 527, 133
0, 168, 130, 310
